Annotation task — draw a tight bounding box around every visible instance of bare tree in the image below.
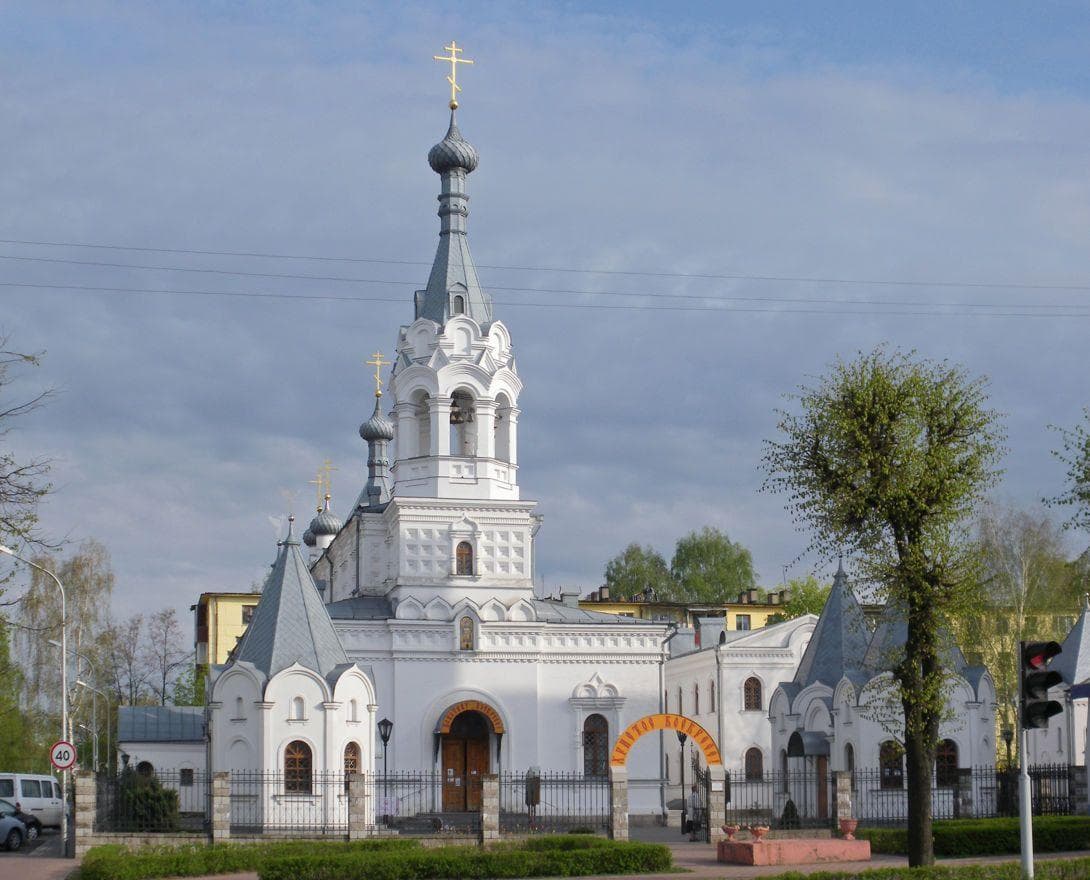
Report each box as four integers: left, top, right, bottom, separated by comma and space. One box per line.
144, 609, 189, 706
97, 614, 150, 707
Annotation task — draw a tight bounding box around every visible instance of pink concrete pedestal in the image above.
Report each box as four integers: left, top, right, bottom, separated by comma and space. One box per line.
717, 838, 871, 866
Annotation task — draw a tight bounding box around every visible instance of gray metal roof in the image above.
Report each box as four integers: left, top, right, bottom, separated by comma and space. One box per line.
531, 599, 664, 625
1054, 595, 1090, 687
327, 596, 395, 620
414, 110, 493, 327
233, 526, 348, 679
792, 560, 871, 690
864, 601, 968, 675
118, 706, 205, 743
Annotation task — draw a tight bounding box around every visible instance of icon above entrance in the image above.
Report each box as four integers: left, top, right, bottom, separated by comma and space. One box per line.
610, 713, 722, 767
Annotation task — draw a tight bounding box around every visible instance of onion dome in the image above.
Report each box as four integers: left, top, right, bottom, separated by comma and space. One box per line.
309, 495, 343, 538
428, 111, 479, 175
302, 527, 316, 548
360, 397, 395, 442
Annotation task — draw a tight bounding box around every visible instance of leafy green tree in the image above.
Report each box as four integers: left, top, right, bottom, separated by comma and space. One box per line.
0, 619, 42, 770
1049, 408, 1090, 534
762, 348, 1002, 867
172, 663, 207, 707
768, 575, 830, 622
603, 543, 672, 600
669, 526, 756, 603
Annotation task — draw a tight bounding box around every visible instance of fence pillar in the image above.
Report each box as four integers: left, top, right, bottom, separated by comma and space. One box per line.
707, 765, 726, 843
348, 772, 370, 840
211, 771, 231, 843
1071, 765, 1088, 815
834, 770, 853, 823
479, 774, 500, 844
609, 765, 629, 841
73, 769, 96, 858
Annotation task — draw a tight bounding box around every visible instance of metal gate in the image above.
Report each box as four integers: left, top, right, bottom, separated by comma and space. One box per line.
691, 754, 711, 842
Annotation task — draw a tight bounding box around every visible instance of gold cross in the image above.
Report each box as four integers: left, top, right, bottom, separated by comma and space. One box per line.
320, 459, 338, 500
308, 471, 325, 509
366, 351, 392, 397
433, 40, 474, 109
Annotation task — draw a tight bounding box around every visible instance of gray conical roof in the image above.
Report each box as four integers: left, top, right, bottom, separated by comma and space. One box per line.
1053, 594, 1090, 687
233, 520, 348, 680
792, 559, 871, 690
863, 602, 968, 674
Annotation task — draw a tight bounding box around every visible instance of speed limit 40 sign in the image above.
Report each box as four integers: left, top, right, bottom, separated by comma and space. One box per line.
50, 740, 77, 771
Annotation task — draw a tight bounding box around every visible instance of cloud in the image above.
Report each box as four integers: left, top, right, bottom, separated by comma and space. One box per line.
2, 3, 1088, 623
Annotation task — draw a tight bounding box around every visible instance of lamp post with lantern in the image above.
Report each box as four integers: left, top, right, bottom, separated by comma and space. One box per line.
377, 718, 393, 825
677, 730, 688, 836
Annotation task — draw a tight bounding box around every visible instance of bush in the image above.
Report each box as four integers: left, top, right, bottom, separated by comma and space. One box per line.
858, 816, 1090, 856
80, 838, 420, 880
764, 855, 1090, 880
116, 770, 180, 832
258, 840, 672, 880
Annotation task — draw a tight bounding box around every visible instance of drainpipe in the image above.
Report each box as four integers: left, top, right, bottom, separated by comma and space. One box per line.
355, 515, 361, 595
659, 622, 680, 823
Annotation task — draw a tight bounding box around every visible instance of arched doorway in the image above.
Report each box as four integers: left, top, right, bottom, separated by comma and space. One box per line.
441, 710, 490, 812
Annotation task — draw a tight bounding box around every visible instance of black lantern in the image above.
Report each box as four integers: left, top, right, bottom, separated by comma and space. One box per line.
677, 731, 688, 836
378, 718, 393, 746
377, 717, 393, 825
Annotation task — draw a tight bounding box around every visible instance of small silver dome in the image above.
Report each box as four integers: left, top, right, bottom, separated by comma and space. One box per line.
428, 112, 479, 175
360, 398, 395, 442
302, 528, 316, 548
309, 508, 343, 538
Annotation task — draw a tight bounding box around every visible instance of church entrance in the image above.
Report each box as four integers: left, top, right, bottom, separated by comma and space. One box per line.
441, 710, 490, 812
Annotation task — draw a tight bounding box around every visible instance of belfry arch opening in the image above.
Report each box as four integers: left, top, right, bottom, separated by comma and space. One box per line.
449, 389, 476, 456
494, 392, 513, 463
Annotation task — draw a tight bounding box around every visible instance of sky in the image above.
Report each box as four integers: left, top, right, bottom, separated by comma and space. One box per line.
1, 1, 1088, 625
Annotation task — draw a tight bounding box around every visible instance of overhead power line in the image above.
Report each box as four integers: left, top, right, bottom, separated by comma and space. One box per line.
3, 280, 1088, 319
1, 236, 1089, 293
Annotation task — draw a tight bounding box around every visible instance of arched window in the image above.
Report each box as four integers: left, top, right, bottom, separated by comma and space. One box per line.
449, 390, 476, 456
583, 714, 609, 777
458, 616, 475, 651
694, 683, 700, 715
136, 761, 154, 777
348, 699, 358, 722
845, 743, 856, 791
291, 696, 306, 720
456, 541, 474, 576
710, 680, 716, 713
743, 677, 762, 711
495, 393, 513, 463
880, 740, 904, 790
235, 696, 244, 719
285, 740, 312, 794
344, 741, 361, 776
936, 739, 959, 787
452, 294, 465, 315
744, 748, 763, 781
414, 391, 431, 457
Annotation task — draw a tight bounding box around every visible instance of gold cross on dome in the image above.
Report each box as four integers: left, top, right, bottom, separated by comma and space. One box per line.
366, 351, 392, 397
319, 459, 338, 499
308, 470, 326, 509
433, 40, 474, 109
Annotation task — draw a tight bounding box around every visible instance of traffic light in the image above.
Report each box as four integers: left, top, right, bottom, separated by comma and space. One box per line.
1020, 640, 1063, 730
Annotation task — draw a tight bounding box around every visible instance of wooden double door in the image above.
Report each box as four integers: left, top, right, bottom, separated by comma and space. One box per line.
441, 711, 490, 812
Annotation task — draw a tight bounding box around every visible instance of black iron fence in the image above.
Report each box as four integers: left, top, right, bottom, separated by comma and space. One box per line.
229, 771, 348, 835
94, 768, 210, 833
371, 771, 482, 835
718, 768, 836, 830
498, 772, 609, 834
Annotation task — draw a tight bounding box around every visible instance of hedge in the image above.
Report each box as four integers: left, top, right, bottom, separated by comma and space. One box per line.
764, 856, 1090, 880
80, 838, 421, 880
258, 839, 672, 880
859, 816, 1090, 856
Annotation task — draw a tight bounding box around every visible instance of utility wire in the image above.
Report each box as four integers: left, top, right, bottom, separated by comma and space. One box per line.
3, 279, 1088, 319
0, 254, 1087, 312
1, 236, 1089, 293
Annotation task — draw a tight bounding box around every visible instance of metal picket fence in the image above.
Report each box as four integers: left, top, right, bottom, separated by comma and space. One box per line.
498, 772, 610, 834
229, 771, 348, 835
94, 768, 210, 832
371, 771, 482, 835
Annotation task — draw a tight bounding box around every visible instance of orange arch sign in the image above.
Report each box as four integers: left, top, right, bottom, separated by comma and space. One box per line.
435, 699, 506, 734
610, 713, 721, 767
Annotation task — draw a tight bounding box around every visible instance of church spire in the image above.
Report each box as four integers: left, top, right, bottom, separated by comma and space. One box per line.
415, 103, 493, 325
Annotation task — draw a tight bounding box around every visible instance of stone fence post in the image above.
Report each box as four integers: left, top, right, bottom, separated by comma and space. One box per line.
609, 765, 628, 841
834, 771, 853, 824
211, 771, 231, 843
479, 774, 499, 844
1071, 765, 1088, 815
348, 772, 370, 840
708, 765, 726, 843
73, 769, 96, 858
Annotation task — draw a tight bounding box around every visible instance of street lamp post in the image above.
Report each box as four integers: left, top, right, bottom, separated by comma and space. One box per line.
677, 730, 688, 837
377, 718, 393, 826
77, 680, 109, 771
0, 545, 68, 857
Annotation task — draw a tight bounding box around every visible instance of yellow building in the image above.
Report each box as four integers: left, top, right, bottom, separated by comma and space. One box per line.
192, 592, 261, 666
578, 586, 788, 632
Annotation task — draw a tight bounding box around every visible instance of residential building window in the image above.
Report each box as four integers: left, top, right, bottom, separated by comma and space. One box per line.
456, 541, 474, 575
179, 769, 194, 787
242, 604, 256, 624
935, 739, 958, 787
743, 677, 762, 711
285, 740, 312, 794
459, 616, 475, 651
880, 741, 904, 790
583, 714, 609, 777
744, 748, 763, 781
736, 614, 751, 631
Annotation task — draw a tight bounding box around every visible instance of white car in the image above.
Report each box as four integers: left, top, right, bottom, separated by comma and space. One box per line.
0, 774, 62, 829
